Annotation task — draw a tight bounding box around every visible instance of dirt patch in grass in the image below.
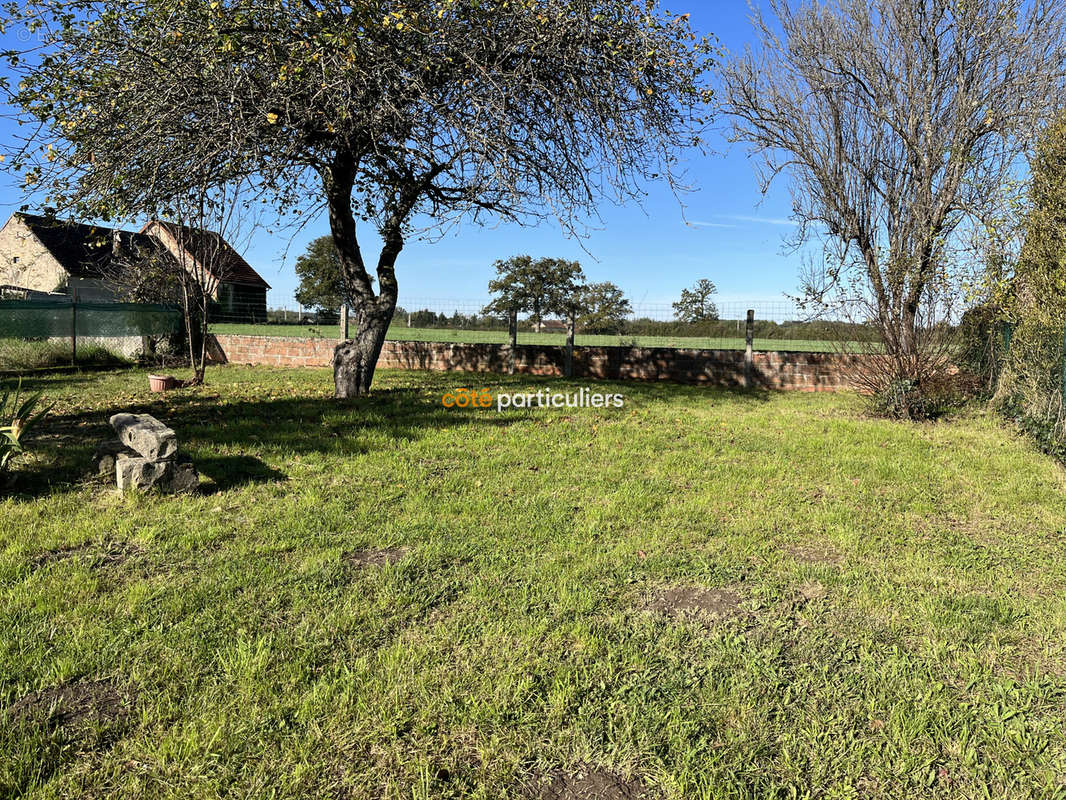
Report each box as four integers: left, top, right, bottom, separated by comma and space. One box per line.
10, 678, 135, 733
526, 765, 650, 799
783, 542, 843, 566
644, 586, 745, 622
342, 546, 411, 569
32, 540, 146, 571
4, 678, 137, 793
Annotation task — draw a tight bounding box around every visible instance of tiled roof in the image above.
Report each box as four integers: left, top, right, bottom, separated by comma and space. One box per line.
15, 213, 164, 279
146, 220, 270, 289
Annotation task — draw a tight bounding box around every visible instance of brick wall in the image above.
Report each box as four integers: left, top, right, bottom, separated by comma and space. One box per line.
211, 333, 866, 391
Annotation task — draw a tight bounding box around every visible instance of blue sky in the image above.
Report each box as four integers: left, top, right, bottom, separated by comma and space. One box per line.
0, 1, 809, 310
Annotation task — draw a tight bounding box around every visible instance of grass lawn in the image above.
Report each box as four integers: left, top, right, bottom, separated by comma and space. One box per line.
209, 322, 852, 353
0, 339, 129, 373
3, 366, 1066, 798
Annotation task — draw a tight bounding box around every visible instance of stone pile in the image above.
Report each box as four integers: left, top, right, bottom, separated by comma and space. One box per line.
93, 413, 199, 493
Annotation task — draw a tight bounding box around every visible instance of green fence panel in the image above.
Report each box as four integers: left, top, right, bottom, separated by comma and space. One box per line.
75, 302, 182, 338
0, 299, 76, 339
0, 299, 182, 371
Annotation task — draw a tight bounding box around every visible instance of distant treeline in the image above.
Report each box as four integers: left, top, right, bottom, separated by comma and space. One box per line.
264, 306, 881, 341
623, 317, 881, 341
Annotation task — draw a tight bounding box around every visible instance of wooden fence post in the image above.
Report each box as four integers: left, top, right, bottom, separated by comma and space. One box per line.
744, 308, 754, 389
565, 311, 575, 378
339, 304, 349, 340
508, 309, 518, 375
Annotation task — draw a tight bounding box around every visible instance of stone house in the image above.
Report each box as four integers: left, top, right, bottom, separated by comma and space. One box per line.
0, 212, 270, 321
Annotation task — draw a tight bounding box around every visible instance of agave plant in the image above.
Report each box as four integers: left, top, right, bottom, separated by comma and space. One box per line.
1, 380, 53, 473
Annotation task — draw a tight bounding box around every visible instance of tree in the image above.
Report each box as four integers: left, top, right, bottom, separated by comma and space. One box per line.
293, 234, 376, 317
483, 255, 585, 331
4, 0, 715, 397
110, 182, 253, 385
672, 278, 718, 323
578, 281, 632, 334
995, 114, 1066, 440
720, 0, 1066, 395
294, 236, 345, 314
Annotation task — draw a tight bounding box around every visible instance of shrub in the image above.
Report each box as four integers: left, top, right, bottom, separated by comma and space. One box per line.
869, 370, 980, 421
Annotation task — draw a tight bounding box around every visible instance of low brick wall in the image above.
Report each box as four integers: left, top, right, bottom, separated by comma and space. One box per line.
211, 333, 865, 391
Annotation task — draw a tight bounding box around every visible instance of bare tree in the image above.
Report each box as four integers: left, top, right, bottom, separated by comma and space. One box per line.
111, 183, 256, 384
720, 0, 1066, 395
5, 0, 715, 397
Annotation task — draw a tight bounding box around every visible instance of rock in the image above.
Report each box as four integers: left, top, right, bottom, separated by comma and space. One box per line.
109, 413, 178, 462
115, 454, 199, 494
92, 439, 138, 480
115, 454, 169, 491
160, 461, 199, 494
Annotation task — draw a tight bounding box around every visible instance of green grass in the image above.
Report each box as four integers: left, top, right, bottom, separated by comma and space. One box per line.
209, 322, 853, 352
3, 365, 1066, 798
0, 340, 129, 373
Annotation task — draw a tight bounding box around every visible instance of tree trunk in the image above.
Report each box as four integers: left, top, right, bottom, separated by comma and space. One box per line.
334, 302, 393, 398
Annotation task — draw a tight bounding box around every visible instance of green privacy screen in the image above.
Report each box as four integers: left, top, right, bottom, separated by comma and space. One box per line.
0, 299, 182, 338
0, 299, 182, 371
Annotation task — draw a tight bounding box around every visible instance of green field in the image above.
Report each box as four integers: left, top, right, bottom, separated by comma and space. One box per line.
210, 322, 852, 352
3, 366, 1066, 798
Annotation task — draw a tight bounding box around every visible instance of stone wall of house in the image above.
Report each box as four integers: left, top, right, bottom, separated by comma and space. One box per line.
211, 333, 866, 391
0, 215, 68, 293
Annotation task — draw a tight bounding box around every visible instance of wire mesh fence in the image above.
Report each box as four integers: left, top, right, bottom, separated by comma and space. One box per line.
209, 296, 877, 352
0, 298, 183, 372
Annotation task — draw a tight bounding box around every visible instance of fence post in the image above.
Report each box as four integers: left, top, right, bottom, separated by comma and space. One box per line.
71, 293, 78, 366
339, 304, 349, 340
1061, 326, 1066, 409
744, 308, 754, 389
508, 309, 518, 375
565, 311, 575, 378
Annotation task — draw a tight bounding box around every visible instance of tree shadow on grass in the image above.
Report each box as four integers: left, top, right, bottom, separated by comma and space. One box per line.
195, 454, 289, 492
3, 383, 520, 498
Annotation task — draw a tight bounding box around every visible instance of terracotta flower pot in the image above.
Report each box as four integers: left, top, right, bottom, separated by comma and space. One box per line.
148, 374, 178, 393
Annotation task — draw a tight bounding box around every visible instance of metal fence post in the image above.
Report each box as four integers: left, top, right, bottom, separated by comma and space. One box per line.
744, 308, 754, 388
565, 311, 575, 378
508, 309, 517, 375
71, 293, 78, 365
1061, 326, 1066, 409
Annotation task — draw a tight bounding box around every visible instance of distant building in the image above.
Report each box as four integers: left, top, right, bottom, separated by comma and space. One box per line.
534, 319, 569, 333
0, 212, 270, 322
140, 220, 270, 323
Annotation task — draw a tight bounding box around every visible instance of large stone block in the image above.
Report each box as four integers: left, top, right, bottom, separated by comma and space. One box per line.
109, 413, 178, 461
115, 454, 169, 491
115, 454, 199, 494
91, 439, 138, 480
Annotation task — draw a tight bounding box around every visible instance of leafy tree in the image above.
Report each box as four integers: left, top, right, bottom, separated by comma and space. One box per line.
294, 235, 360, 313
4, 0, 715, 397
720, 0, 1066, 397
578, 282, 632, 334
483, 255, 585, 331
996, 114, 1066, 446
672, 279, 719, 323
